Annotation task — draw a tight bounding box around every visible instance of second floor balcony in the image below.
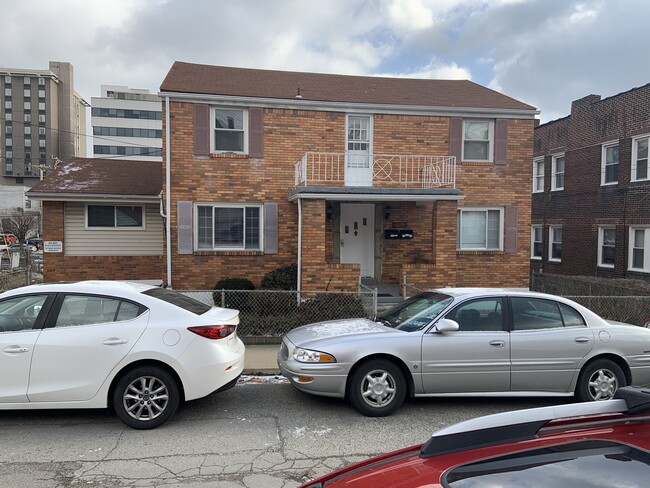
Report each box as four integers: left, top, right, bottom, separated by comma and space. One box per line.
294, 152, 456, 189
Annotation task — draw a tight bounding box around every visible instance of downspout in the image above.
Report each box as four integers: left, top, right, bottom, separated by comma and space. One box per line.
165, 95, 172, 288
297, 198, 302, 303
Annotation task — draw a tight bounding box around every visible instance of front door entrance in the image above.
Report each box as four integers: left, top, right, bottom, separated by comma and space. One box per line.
345, 115, 372, 186
340, 204, 375, 277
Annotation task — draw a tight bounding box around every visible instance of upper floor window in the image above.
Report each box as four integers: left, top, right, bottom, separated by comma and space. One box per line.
532, 158, 544, 193
23, 101, 31, 110
4, 75, 11, 84
213, 108, 247, 153
549, 225, 562, 262
87, 205, 143, 228
632, 135, 649, 182
196, 203, 261, 250
23, 76, 30, 85
38, 77, 45, 86
462, 120, 493, 162
531, 225, 542, 259
23, 89, 30, 98
457, 208, 502, 251
38, 102, 46, 111
38, 89, 45, 99
630, 227, 649, 273
4, 88, 10, 97
598, 226, 615, 268
602, 142, 619, 185
551, 154, 565, 191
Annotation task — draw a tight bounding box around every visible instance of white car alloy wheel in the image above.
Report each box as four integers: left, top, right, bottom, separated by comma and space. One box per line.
113, 366, 180, 429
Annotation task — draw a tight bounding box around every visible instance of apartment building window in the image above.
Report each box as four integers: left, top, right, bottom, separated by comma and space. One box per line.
24, 139, 31, 148
549, 226, 562, 262
38, 89, 45, 99
4, 88, 10, 96
23, 76, 30, 85
38, 77, 45, 86
533, 157, 544, 193
457, 208, 503, 250
5, 138, 12, 147
551, 154, 565, 190
213, 108, 247, 153
87, 205, 144, 228
24, 161, 31, 174
195, 204, 261, 250
4, 113, 10, 122
5, 126, 11, 135
598, 227, 616, 268
462, 120, 493, 162
4, 75, 11, 84
4, 101, 11, 110
602, 142, 619, 185
38, 127, 45, 135
24, 126, 31, 135
24, 89, 30, 98
38, 114, 45, 124
24, 101, 31, 110
630, 228, 649, 272
531, 225, 543, 259
38, 139, 46, 148
24, 113, 31, 122
38, 102, 45, 111
632, 135, 649, 182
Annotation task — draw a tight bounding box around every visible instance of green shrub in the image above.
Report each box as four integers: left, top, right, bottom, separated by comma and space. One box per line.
298, 294, 366, 323
213, 277, 255, 310
261, 264, 298, 290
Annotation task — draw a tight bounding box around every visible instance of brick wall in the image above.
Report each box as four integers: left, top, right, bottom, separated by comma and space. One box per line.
533, 84, 650, 282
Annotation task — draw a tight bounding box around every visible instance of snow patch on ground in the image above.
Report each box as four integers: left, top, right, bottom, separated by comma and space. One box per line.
238, 375, 289, 385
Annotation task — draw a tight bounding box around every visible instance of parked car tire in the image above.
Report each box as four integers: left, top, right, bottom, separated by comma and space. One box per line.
575, 359, 625, 402
112, 366, 180, 429
348, 359, 406, 417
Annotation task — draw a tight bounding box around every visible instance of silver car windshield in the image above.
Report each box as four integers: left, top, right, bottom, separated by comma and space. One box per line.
377, 292, 453, 332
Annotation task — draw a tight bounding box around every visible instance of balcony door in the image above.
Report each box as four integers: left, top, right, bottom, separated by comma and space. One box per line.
340, 204, 375, 278
345, 115, 373, 187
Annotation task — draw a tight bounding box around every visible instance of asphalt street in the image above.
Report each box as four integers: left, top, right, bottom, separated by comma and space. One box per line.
0, 378, 565, 487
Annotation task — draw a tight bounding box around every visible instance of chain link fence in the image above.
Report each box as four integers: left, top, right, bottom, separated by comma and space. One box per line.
181, 289, 377, 341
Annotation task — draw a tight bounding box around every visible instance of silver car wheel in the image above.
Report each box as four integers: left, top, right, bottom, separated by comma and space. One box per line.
122, 375, 170, 421
360, 369, 397, 408
587, 368, 618, 401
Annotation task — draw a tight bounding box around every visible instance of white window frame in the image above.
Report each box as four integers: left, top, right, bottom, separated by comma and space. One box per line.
457, 207, 503, 251
194, 203, 263, 251
551, 153, 565, 191
532, 157, 544, 193
85, 204, 145, 230
601, 141, 619, 186
597, 226, 616, 269
629, 227, 650, 273
632, 134, 649, 182
462, 119, 494, 162
211, 107, 248, 154
548, 225, 562, 262
531, 225, 543, 260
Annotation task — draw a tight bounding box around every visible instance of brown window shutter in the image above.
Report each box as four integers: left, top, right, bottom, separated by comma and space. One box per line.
248, 108, 264, 158
177, 201, 193, 254
494, 119, 508, 165
449, 117, 463, 164
504, 205, 518, 253
194, 104, 210, 156
263, 202, 278, 254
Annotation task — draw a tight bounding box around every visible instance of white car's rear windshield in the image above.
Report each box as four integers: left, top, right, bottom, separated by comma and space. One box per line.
143, 288, 211, 315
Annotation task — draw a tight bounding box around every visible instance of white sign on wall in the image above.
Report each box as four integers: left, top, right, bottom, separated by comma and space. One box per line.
43, 241, 63, 253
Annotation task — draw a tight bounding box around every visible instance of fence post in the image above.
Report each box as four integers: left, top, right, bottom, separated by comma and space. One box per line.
221, 289, 225, 308
373, 288, 378, 318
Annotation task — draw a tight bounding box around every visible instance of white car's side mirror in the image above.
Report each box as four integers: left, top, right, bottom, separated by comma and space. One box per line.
434, 318, 459, 333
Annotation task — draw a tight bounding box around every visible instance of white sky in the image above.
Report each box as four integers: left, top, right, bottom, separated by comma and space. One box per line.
1, 0, 648, 126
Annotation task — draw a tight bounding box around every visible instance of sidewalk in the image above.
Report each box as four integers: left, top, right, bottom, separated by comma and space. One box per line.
243, 344, 281, 374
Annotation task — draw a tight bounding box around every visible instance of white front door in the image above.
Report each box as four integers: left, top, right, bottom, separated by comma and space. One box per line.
340, 204, 375, 277
345, 115, 373, 186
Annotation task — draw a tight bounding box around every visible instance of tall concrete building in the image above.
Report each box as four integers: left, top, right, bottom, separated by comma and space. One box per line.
91, 85, 162, 161
0, 61, 89, 212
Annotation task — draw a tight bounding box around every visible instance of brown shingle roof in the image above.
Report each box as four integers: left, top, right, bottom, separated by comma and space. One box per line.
27, 158, 162, 197
160, 61, 536, 111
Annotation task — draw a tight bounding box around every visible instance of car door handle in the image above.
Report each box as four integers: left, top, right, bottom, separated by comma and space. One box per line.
102, 338, 128, 346
3, 346, 30, 353
489, 340, 506, 347
574, 337, 591, 343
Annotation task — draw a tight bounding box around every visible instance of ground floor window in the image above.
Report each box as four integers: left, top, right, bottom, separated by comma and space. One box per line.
598, 227, 615, 268
457, 208, 502, 250
196, 204, 261, 250
630, 227, 649, 272
87, 205, 143, 228
549, 225, 562, 262
531, 225, 542, 259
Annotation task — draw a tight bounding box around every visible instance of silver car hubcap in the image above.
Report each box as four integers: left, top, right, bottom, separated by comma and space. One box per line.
123, 376, 169, 421
360, 369, 396, 408
587, 369, 618, 400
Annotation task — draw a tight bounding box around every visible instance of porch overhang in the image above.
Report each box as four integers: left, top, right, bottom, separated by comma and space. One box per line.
288, 186, 465, 203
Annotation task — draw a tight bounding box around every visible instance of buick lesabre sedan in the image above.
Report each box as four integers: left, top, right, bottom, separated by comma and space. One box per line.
278, 288, 650, 416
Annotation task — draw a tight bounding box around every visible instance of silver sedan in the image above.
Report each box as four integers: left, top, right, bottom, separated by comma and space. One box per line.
278, 288, 650, 416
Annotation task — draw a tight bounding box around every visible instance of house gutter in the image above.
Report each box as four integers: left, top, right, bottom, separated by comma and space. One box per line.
297, 199, 302, 301
165, 95, 172, 288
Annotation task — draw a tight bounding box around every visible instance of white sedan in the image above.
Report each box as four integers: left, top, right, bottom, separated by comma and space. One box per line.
0, 281, 245, 429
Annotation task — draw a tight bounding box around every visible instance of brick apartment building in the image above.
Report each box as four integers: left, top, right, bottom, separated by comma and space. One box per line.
532, 84, 650, 283
159, 62, 538, 292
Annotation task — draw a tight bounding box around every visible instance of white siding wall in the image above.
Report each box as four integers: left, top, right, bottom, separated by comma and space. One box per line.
64, 202, 163, 256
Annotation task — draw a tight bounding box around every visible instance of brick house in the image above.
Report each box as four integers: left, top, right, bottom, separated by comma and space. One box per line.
160, 62, 538, 292
26, 158, 164, 283
532, 84, 650, 282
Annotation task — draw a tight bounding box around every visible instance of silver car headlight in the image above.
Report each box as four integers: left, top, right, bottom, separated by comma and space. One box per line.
293, 348, 336, 363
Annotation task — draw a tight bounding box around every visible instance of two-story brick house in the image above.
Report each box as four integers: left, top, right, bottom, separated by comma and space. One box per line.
160, 62, 537, 292
532, 84, 650, 283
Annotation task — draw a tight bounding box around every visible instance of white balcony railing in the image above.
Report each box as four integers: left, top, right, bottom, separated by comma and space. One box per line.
294, 152, 456, 189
